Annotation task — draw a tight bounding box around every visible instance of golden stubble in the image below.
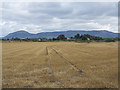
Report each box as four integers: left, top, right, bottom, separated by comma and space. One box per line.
2, 41, 118, 88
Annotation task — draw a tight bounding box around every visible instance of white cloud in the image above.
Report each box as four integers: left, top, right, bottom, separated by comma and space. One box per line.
1, 2, 118, 36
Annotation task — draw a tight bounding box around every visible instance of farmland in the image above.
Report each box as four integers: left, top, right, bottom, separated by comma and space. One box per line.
2, 41, 118, 88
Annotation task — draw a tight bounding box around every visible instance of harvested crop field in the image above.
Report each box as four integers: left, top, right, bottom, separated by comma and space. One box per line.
2, 41, 118, 88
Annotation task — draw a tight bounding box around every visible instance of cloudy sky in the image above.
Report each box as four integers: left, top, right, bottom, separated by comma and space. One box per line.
0, 2, 118, 37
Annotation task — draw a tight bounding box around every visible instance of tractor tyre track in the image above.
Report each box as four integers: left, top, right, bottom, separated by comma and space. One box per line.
46, 47, 55, 82
52, 48, 83, 74
46, 47, 64, 87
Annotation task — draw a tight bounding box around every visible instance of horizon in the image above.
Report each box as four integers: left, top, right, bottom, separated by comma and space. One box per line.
2, 29, 118, 37
2, 29, 119, 39
0, 2, 118, 37
6, 29, 118, 34
0, 29, 118, 38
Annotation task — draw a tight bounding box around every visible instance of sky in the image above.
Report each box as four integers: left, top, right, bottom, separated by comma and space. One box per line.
0, 1, 118, 37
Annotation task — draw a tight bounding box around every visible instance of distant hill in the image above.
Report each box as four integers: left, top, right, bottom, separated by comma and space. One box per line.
3, 30, 119, 39
4, 30, 34, 39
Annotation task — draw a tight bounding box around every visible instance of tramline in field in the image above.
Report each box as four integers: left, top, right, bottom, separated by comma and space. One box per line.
2, 42, 118, 88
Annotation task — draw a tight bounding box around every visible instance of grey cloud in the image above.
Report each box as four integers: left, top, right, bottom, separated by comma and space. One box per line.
2, 2, 117, 22
1, 2, 118, 36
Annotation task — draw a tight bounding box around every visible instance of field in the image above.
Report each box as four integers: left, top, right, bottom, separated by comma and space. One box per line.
2, 41, 118, 88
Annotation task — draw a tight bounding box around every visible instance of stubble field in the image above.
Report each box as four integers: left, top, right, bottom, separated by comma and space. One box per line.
2, 41, 118, 88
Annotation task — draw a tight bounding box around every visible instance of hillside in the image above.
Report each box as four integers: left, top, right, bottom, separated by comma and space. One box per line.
4, 30, 119, 39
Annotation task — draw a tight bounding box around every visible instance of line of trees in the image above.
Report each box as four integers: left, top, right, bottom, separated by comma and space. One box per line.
72, 34, 103, 40
52, 34, 103, 41
1, 33, 120, 42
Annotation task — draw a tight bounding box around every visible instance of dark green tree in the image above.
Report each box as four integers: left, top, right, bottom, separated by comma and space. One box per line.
70, 37, 74, 39
57, 34, 67, 40
74, 33, 80, 39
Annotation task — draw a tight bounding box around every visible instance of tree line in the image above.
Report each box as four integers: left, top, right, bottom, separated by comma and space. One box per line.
1, 33, 120, 42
